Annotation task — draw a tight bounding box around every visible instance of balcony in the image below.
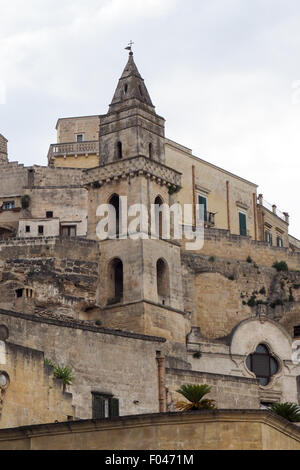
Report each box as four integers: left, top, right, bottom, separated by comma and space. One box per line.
48, 141, 99, 165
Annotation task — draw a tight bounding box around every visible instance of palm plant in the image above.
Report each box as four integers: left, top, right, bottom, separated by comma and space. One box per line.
175, 384, 216, 411
270, 402, 300, 423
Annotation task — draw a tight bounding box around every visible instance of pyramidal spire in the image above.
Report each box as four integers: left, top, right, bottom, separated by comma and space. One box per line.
109, 51, 155, 111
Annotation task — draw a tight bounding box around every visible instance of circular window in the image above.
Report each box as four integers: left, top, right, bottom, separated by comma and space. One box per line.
246, 344, 279, 386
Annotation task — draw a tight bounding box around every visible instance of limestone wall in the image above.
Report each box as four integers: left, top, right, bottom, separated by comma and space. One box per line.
0, 310, 165, 420
0, 338, 73, 429
0, 411, 299, 450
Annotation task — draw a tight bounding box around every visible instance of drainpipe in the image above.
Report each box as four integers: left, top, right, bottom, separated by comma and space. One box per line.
156, 352, 166, 413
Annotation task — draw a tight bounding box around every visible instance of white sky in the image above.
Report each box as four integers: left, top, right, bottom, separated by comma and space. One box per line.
0, 0, 299, 238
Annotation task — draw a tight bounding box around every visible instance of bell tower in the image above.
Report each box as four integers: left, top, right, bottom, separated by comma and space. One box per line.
99, 51, 166, 166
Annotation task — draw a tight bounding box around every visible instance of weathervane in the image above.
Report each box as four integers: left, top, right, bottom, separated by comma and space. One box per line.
125, 40, 134, 54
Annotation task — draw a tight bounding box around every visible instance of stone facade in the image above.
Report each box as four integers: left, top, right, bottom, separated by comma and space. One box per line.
0, 52, 299, 438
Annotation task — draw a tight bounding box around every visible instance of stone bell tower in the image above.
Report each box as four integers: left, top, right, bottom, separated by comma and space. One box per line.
89, 51, 187, 344
99, 51, 166, 165
0, 134, 8, 164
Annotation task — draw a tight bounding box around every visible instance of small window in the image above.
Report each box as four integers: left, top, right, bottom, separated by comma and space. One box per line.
16, 289, 24, 298
124, 84, 128, 94
76, 134, 84, 143
277, 236, 283, 247
294, 326, 300, 338
117, 141, 123, 160
149, 143, 153, 159
61, 226, 77, 237
3, 201, 15, 210
239, 212, 247, 236
92, 393, 119, 419
46, 211, 53, 219
198, 195, 208, 222
38, 226, 44, 235
26, 226, 30, 233
265, 231, 273, 245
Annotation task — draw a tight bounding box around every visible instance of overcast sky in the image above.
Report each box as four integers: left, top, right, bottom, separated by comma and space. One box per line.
0, 0, 299, 238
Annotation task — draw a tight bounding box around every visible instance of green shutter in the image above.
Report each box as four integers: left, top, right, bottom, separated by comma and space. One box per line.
239, 212, 247, 236
109, 398, 120, 417
198, 196, 207, 222
92, 394, 106, 419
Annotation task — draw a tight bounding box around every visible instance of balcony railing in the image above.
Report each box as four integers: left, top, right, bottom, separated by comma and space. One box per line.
48, 141, 99, 164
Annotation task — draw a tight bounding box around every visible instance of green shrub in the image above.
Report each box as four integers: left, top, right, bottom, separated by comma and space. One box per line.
53, 365, 74, 386
208, 256, 216, 263
247, 295, 257, 307
246, 256, 252, 263
92, 181, 100, 188
259, 287, 266, 295
273, 261, 289, 272
95, 319, 102, 326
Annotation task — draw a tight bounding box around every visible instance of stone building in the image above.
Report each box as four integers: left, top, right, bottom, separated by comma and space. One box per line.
0, 51, 300, 435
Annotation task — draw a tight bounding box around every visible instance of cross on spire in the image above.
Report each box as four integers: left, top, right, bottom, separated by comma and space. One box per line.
125, 40, 134, 55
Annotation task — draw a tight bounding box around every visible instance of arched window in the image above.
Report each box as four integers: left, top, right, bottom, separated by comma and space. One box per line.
117, 141, 123, 160
124, 84, 128, 95
246, 344, 279, 386
157, 258, 169, 303
154, 196, 163, 239
109, 194, 120, 238
108, 258, 123, 305
149, 143, 153, 160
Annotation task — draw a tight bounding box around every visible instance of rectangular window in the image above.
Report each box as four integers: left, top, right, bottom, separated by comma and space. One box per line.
239, 212, 247, 236
61, 225, 77, 237
198, 195, 207, 222
294, 326, 300, 337
277, 236, 283, 247
46, 211, 53, 219
3, 201, 15, 210
76, 134, 84, 143
38, 225, 44, 235
265, 231, 273, 245
26, 226, 30, 233
92, 393, 119, 419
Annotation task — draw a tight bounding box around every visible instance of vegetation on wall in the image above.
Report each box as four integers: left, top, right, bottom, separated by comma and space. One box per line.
44, 359, 74, 386
270, 402, 300, 423
273, 261, 289, 272
175, 384, 216, 411
21, 195, 30, 209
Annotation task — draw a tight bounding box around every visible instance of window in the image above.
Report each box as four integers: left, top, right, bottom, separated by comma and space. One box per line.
46, 211, 53, 219
117, 141, 123, 160
149, 143, 153, 159
154, 196, 164, 238
92, 393, 119, 419
76, 134, 84, 143
3, 201, 15, 210
239, 212, 247, 236
109, 194, 120, 237
294, 326, 300, 338
198, 195, 208, 222
277, 236, 283, 247
265, 231, 273, 245
61, 226, 77, 237
157, 259, 170, 301
246, 344, 279, 386
26, 226, 30, 233
124, 83, 128, 94
108, 258, 123, 305
38, 226, 44, 235
16, 289, 24, 298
